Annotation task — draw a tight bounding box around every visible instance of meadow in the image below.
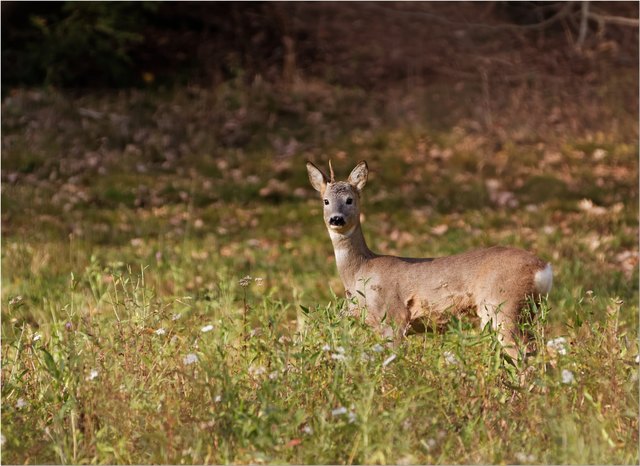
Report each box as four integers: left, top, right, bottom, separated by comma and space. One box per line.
1, 76, 638, 464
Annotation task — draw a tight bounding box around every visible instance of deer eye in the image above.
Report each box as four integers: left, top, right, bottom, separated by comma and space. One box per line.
346, 198, 353, 205
324, 199, 329, 205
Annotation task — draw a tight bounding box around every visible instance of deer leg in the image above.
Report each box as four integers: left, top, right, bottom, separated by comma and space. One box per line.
479, 301, 524, 362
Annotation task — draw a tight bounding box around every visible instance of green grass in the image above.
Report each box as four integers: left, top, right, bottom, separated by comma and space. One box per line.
2, 81, 638, 464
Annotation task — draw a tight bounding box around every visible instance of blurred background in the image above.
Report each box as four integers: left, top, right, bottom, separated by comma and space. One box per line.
2, 2, 639, 92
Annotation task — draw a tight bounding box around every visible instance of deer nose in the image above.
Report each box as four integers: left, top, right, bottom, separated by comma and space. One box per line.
329, 216, 346, 226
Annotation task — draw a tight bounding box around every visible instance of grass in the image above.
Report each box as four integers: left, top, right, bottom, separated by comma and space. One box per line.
1, 78, 638, 464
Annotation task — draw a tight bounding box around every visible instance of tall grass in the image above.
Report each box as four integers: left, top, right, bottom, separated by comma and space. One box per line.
2, 82, 638, 463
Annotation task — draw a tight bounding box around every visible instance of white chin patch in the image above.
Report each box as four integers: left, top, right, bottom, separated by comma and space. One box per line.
329, 225, 355, 238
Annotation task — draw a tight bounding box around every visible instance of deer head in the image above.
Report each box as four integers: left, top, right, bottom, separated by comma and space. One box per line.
306, 161, 368, 236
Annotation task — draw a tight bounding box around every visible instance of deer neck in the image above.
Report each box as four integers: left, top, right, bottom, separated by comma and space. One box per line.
328, 223, 374, 290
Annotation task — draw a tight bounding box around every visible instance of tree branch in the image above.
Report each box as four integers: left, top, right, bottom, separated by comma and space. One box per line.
365, 2, 576, 32
587, 11, 640, 28
576, 1, 590, 50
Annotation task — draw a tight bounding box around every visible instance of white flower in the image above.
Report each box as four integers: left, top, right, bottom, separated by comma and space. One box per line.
331, 353, 347, 361
321, 344, 331, 351
154, 328, 166, 335
302, 425, 314, 435
214, 395, 222, 403
547, 337, 568, 355
372, 343, 384, 353
635, 354, 639, 364
422, 438, 437, 451
15, 398, 27, 409
335, 346, 345, 354
249, 365, 266, 376
331, 406, 348, 416
348, 411, 357, 424
9, 295, 23, 306
561, 369, 575, 384
86, 369, 99, 381
268, 371, 279, 380
238, 275, 252, 287
382, 354, 397, 367
443, 351, 459, 365
171, 313, 182, 321
254, 277, 264, 286
32, 333, 42, 342
515, 452, 537, 463
201, 324, 214, 333
183, 353, 198, 365
361, 352, 373, 362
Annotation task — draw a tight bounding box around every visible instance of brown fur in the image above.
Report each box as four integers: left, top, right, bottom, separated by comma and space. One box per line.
307, 161, 552, 359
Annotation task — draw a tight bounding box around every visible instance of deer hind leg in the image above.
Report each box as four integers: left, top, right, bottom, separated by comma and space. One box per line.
478, 300, 524, 361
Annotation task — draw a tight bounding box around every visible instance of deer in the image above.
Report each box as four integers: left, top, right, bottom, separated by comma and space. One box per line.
306, 160, 553, 361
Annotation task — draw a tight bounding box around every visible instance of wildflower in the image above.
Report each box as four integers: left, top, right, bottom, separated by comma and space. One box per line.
214, 395, 222, 403
443, 351, 459, 365
268, 371, 279, 380
201, 324, 214, 333
278, 335, 291, 344
546, 337, 568, 355
249, 365, 266, 376
199, 419, 215, 429
321, 344, 331, 351
302, 425, 314, 435
348, 410, 357, 424
32, 333, 42, 342
331, 353, 347, 361
171, 313, 182, 321
154, 328, 166, 335
331, 406, 348, 416
561, 369, 575, 384
86, 369, 99, 381
422, 438, 437, 451
9, 295, 23, 306
382, 354, 397, 367
372, 343, 384, 353
238, 275, 252, 287
636, 354, 639, 364
254, 277, 264, 286
15, 398, 27, 409
65, 322, 73, 331
514, 452, 537, 463
335, 346, 345, 354
183, 353, 198, 365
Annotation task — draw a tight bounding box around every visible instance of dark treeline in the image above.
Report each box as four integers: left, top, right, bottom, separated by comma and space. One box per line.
2, 1, 638, 91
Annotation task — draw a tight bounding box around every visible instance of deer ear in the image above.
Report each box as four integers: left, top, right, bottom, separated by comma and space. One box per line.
306, 161, 329, 193
348, 161, 368, 191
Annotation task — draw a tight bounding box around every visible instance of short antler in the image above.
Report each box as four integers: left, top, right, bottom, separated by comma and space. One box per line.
328, 160, 335, 183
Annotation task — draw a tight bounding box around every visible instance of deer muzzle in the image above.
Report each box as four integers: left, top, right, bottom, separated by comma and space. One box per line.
329, 215, 346, 227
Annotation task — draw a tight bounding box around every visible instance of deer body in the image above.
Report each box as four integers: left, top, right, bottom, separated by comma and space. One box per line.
307, 161, 553, 358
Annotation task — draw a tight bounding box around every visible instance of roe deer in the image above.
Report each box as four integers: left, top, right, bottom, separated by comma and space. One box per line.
306, 160, 553, 360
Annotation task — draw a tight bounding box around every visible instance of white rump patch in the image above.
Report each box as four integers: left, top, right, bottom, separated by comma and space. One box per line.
534, 263, 553, 294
